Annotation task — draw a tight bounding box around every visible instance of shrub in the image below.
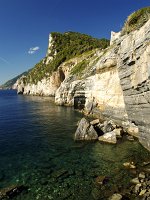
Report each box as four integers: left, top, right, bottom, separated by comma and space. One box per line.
25, 32, 109, 84
121, 7, 150, 35
71, 60, 89, 77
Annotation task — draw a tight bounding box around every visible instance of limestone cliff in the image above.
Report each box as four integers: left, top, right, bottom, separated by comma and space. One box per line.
14, 32, 109, 96
55, 19, 150, 150
14, 8, 150, 150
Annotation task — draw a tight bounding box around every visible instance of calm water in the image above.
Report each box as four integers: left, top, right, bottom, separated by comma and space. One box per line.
0, 90, 150, 200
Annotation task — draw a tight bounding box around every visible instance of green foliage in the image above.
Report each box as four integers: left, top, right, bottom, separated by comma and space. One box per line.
25, 32, 109, 84
71, 60, 89, 77
25, 60, 46, 84
122, 7, 150, 35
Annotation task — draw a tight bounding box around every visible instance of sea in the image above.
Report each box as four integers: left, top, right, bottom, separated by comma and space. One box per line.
0, 90, 149, 200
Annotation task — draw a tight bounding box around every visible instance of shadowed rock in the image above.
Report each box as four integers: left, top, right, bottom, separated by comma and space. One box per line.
74, 118, 98, 140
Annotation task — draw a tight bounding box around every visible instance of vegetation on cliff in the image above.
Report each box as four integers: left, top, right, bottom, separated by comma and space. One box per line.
122, 7, 150, 35
24, 32, 109, 84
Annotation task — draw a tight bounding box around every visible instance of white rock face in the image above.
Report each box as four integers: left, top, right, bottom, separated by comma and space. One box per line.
15, 69, 65, 96
98, 131, 117, 144
15, 19, 150, 151
55, 49, 127, 120
45, 34, 56, 62
55, 19, 150, 150
117, 19, 150, 150
110, 31, 121, 45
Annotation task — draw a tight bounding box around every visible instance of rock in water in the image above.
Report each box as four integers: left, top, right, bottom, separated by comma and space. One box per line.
0, 185, 28, 199
123, 162, 136, 169
98, 131, 117, 144
126, 123, 139, 138
74, 118, 90, 140
108, 193, 122, 200
95, 176, 106, 185
86, 125, 98, 140
74, 118, 98, 140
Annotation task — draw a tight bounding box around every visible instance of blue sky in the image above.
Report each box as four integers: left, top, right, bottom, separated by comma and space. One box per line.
0, 0, 149, 85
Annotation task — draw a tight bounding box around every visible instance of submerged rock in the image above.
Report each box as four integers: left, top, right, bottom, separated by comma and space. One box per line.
130, 177, 140, 184
139, 172, 145, 179
108, 193, 122, 200
0, 185, 28, 199
51, 169, 68, 179
123, 162, 136, 169
95, 176, 107, 186
128, 170, 150, 199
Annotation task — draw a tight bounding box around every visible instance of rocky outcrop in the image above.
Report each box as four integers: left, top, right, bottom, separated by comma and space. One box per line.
74, 118, 98, 140
15, 68, 65, 96
117, 19, 150, 151
0, 185, 28, 199
15, 16, 150, 150
98, 131, 117, 144
56, 19, 150, 151
74, 118, 139, 144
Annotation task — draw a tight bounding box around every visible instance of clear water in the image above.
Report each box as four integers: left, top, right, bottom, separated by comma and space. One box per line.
0, 90, 149, 200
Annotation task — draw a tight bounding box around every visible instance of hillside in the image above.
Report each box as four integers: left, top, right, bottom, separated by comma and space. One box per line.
23, 32, 109, 85
1, 71, 29, 89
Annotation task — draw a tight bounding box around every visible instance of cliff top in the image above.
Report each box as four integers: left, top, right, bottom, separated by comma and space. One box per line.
24, 32, 109, 84
121, 7, 150, 35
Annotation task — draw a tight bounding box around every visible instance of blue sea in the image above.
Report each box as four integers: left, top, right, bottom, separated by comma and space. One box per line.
0, 90, 149, 200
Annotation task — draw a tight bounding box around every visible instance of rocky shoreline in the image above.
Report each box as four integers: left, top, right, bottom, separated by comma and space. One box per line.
74, 117, 150, 200
1, 8, 150, 199
0, 115, 150, 200
74, 117, 139, 144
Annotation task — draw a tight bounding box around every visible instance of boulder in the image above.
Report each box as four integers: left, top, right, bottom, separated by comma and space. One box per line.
98, 130, 117, 144
113, 128, 123, 138
126, 123, 139, 138
123, 162, 136, 169
139, 189, 146, 196
130, 177, 140, 184
139, 172, 145, 179
108, 193, 122, 200
0, 185, 28, 199
95, 176, 107, 186
90, 119, 100, 125
74, 118, 98, 140
86, 125, 98, 140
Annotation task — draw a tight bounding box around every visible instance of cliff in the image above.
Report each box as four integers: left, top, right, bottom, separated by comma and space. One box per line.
14, 8, 150, 151
1, 71, 29, 89
14, 32, 109, 96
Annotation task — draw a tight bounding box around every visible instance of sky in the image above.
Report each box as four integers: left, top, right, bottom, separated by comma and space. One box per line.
0, 0, 149, 85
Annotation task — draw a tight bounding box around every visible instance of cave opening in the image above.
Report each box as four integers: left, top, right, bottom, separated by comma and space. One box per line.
74, 96, 86, 110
